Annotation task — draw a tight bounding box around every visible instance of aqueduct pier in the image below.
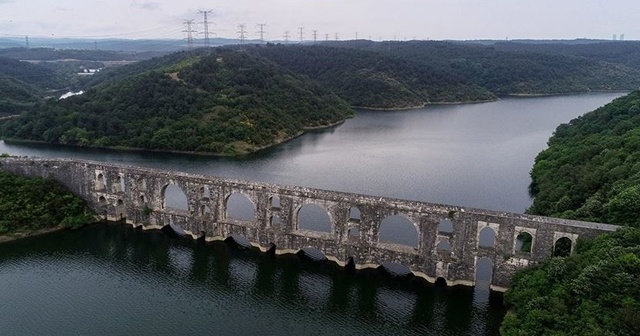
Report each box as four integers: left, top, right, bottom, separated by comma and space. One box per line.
0, 157, 619, 291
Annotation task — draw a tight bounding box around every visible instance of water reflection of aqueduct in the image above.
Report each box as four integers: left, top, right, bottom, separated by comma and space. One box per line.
0, 158, 619, 290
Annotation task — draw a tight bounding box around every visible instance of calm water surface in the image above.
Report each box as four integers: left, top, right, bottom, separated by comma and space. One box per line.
0, 93, 624, 335
0, 93, 624, 212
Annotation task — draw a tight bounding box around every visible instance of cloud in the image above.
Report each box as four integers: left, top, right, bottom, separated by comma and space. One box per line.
131, 1, 160, 11
0, 0, 14, 5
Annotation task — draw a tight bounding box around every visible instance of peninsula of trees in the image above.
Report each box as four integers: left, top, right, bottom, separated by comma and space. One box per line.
1, 49, 353, 155
501, 90, 640, 335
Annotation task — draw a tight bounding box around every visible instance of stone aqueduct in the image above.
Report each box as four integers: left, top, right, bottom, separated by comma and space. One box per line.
0, 157, 618, 290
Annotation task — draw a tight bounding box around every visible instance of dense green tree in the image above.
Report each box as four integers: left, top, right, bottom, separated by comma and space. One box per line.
1, 49, 353, 155
0, 169, 95, 235
528, 90, 640, 227
501, 227, 640, 336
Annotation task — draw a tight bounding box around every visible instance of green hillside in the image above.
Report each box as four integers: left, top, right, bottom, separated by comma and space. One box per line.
327, 40, 640, 95
1, 49, 353, 155
251, 44, 495, 108
527, 90, 640, 227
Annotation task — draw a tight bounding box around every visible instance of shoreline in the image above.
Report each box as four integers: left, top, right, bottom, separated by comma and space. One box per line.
504, 90, 631, 98
1, 119, 348, 157
353, 98, 498, 111
0, 226, 68, 244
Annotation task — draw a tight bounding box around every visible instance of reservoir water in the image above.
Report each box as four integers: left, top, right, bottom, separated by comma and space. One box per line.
0, 93, 624, 335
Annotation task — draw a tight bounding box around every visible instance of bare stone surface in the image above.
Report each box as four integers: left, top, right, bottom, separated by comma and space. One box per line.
0, 157, 619, 290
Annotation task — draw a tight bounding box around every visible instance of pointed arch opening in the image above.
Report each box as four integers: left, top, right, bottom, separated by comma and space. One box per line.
115, 175, 125, 193
515, 232, 533, 253
478, 227, 496, 248
201, 204, 212, 216
98, 196, 107, 205
554, 237, 572, 257
162, 184, 189, 211
96, 173, 105, 191
270, 215, 281, 227
116, 199, 126, 220
297, 203, 331, 233
226, 192, 255, 221
200, 186, 211, 198
137, 178, 147, 191
379, 214, 419, 248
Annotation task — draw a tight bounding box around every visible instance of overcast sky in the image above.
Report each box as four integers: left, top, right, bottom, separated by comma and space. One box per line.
0, 0, 638, 41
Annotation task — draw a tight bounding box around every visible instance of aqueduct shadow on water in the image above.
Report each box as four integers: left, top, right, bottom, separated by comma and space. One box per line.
0, 157, 618, 291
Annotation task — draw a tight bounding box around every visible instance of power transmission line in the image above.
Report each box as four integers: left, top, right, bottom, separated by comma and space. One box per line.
237, 24, 247, 44
334, 33, 339, 41
182, 19, 196, 49
198, 9, 214, 47
312, 30, 318, 43
257, 23, 267, 42
298, 27, 304, 43
25, 35, 29, 48
325, 33, 329, 41
283, 31, 289, 43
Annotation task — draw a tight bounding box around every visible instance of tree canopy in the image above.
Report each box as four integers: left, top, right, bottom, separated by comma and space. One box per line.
527, 90, 640, 227
1, 49, 353, 155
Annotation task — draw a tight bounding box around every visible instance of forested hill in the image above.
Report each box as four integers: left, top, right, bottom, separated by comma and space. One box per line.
0, 56, 69, 116
528, 90, 640, 226
0, 49, 353, 155
325, 40, 640, 95
502, 90, 640, 335
250, 44, 495, 108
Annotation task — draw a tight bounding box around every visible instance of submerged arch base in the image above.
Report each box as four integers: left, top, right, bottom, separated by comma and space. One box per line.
120, 219, 505, 291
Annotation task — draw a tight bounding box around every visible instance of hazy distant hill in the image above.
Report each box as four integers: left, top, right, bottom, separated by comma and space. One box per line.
326, 40, 640, 95
0, 56, 73, 115
1, 49, 353, 155
251, 44, 495, 108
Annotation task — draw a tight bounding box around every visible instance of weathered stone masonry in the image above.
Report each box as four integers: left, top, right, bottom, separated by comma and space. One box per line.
0, 157, 619, 291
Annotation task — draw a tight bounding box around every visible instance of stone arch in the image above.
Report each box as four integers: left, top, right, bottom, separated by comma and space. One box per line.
226, 192, 256, 221
438, 218, 454, 234
116, 199, 126, 219
137, 178, 147, 191
553, 237, 573, 257
96, 173, 106, 191
515, 231, 533, 253
478, 226, 496, 248
270, 196, 281, 209
436, 240, 451, 252
380, 262, 413, 276
139, 194, 146, 204
475, 257, 493, 288
297, 203, 332, 233
201, 204, 212, 216
161, 184, 189, 211
270, 215, 281, 227
349, 206, 361, 221
200, 186, 211, 198
98, 196, 107, 205
115, 175, 125, 193
378, 214, 419, 248
298, 247, 327, 261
